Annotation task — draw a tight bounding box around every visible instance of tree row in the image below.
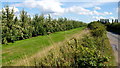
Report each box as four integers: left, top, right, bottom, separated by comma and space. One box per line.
2, 6, 86, 44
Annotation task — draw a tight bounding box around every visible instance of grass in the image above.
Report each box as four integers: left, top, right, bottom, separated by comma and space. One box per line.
2, 27, 85, 66
101, 34, 116, 66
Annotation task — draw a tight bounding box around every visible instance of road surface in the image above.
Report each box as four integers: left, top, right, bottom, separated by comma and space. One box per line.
107, 32, 120, 66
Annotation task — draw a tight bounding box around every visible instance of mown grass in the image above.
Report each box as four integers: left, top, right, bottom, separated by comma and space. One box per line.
2, 27, 85, 66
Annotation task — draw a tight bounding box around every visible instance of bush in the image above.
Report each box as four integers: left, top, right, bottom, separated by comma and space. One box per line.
34, 36, 109, 66
88, 21, 106, 37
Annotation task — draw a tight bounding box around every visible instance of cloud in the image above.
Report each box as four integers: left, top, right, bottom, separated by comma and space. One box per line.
78, 2, 104, 8
92, 16, 105, 20
65, 6, 112, 16
12, 0, 64, 15
109, 17, 117, 19
0, 7, 19, 16
0, 6, 20, 18
65, 6, 92, 15
104, 12, 112, 15
10, 0, 109, 10
110, 17, 115, 19
2, 0, 119, 2
60, 0, 119, 2
11, 0, 108, 16
94, 7, 101, 10
10, 0, 113, 17
92, 16, 117, 21
65, 6, 90, 13
1, 7, 19, 13
99, 0, 119, 2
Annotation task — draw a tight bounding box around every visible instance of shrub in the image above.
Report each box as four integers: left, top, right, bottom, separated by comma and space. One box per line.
35, 36, 109, 66
88, 21, 106, 37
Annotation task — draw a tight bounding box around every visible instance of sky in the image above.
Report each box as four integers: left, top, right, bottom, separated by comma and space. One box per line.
1, 0, 119, 23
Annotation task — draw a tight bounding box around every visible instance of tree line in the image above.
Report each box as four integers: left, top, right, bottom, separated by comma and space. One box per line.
1, 6, 86, 44
99, 19, 120, 34
99, 19, 119, 24
104, 23, 120, 34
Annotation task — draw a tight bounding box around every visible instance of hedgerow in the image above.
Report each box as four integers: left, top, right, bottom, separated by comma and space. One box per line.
34, 36, 110, 66
88, 21, 106, 37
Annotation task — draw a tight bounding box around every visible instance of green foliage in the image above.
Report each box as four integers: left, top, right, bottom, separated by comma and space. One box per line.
2, 6, 87, 44
2, 5, 15, 44
88, 21, 106, 37
105, 23, 120, 34
36, 36, 109, 66
87, 21, 115, 66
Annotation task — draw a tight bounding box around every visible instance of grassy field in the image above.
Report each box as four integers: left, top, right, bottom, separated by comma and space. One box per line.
2, 27, 86, 66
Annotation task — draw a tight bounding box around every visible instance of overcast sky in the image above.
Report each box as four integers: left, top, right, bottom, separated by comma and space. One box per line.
1, 0, 119, 23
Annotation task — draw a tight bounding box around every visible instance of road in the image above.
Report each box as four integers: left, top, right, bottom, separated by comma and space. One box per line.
107, 32, 120, 66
